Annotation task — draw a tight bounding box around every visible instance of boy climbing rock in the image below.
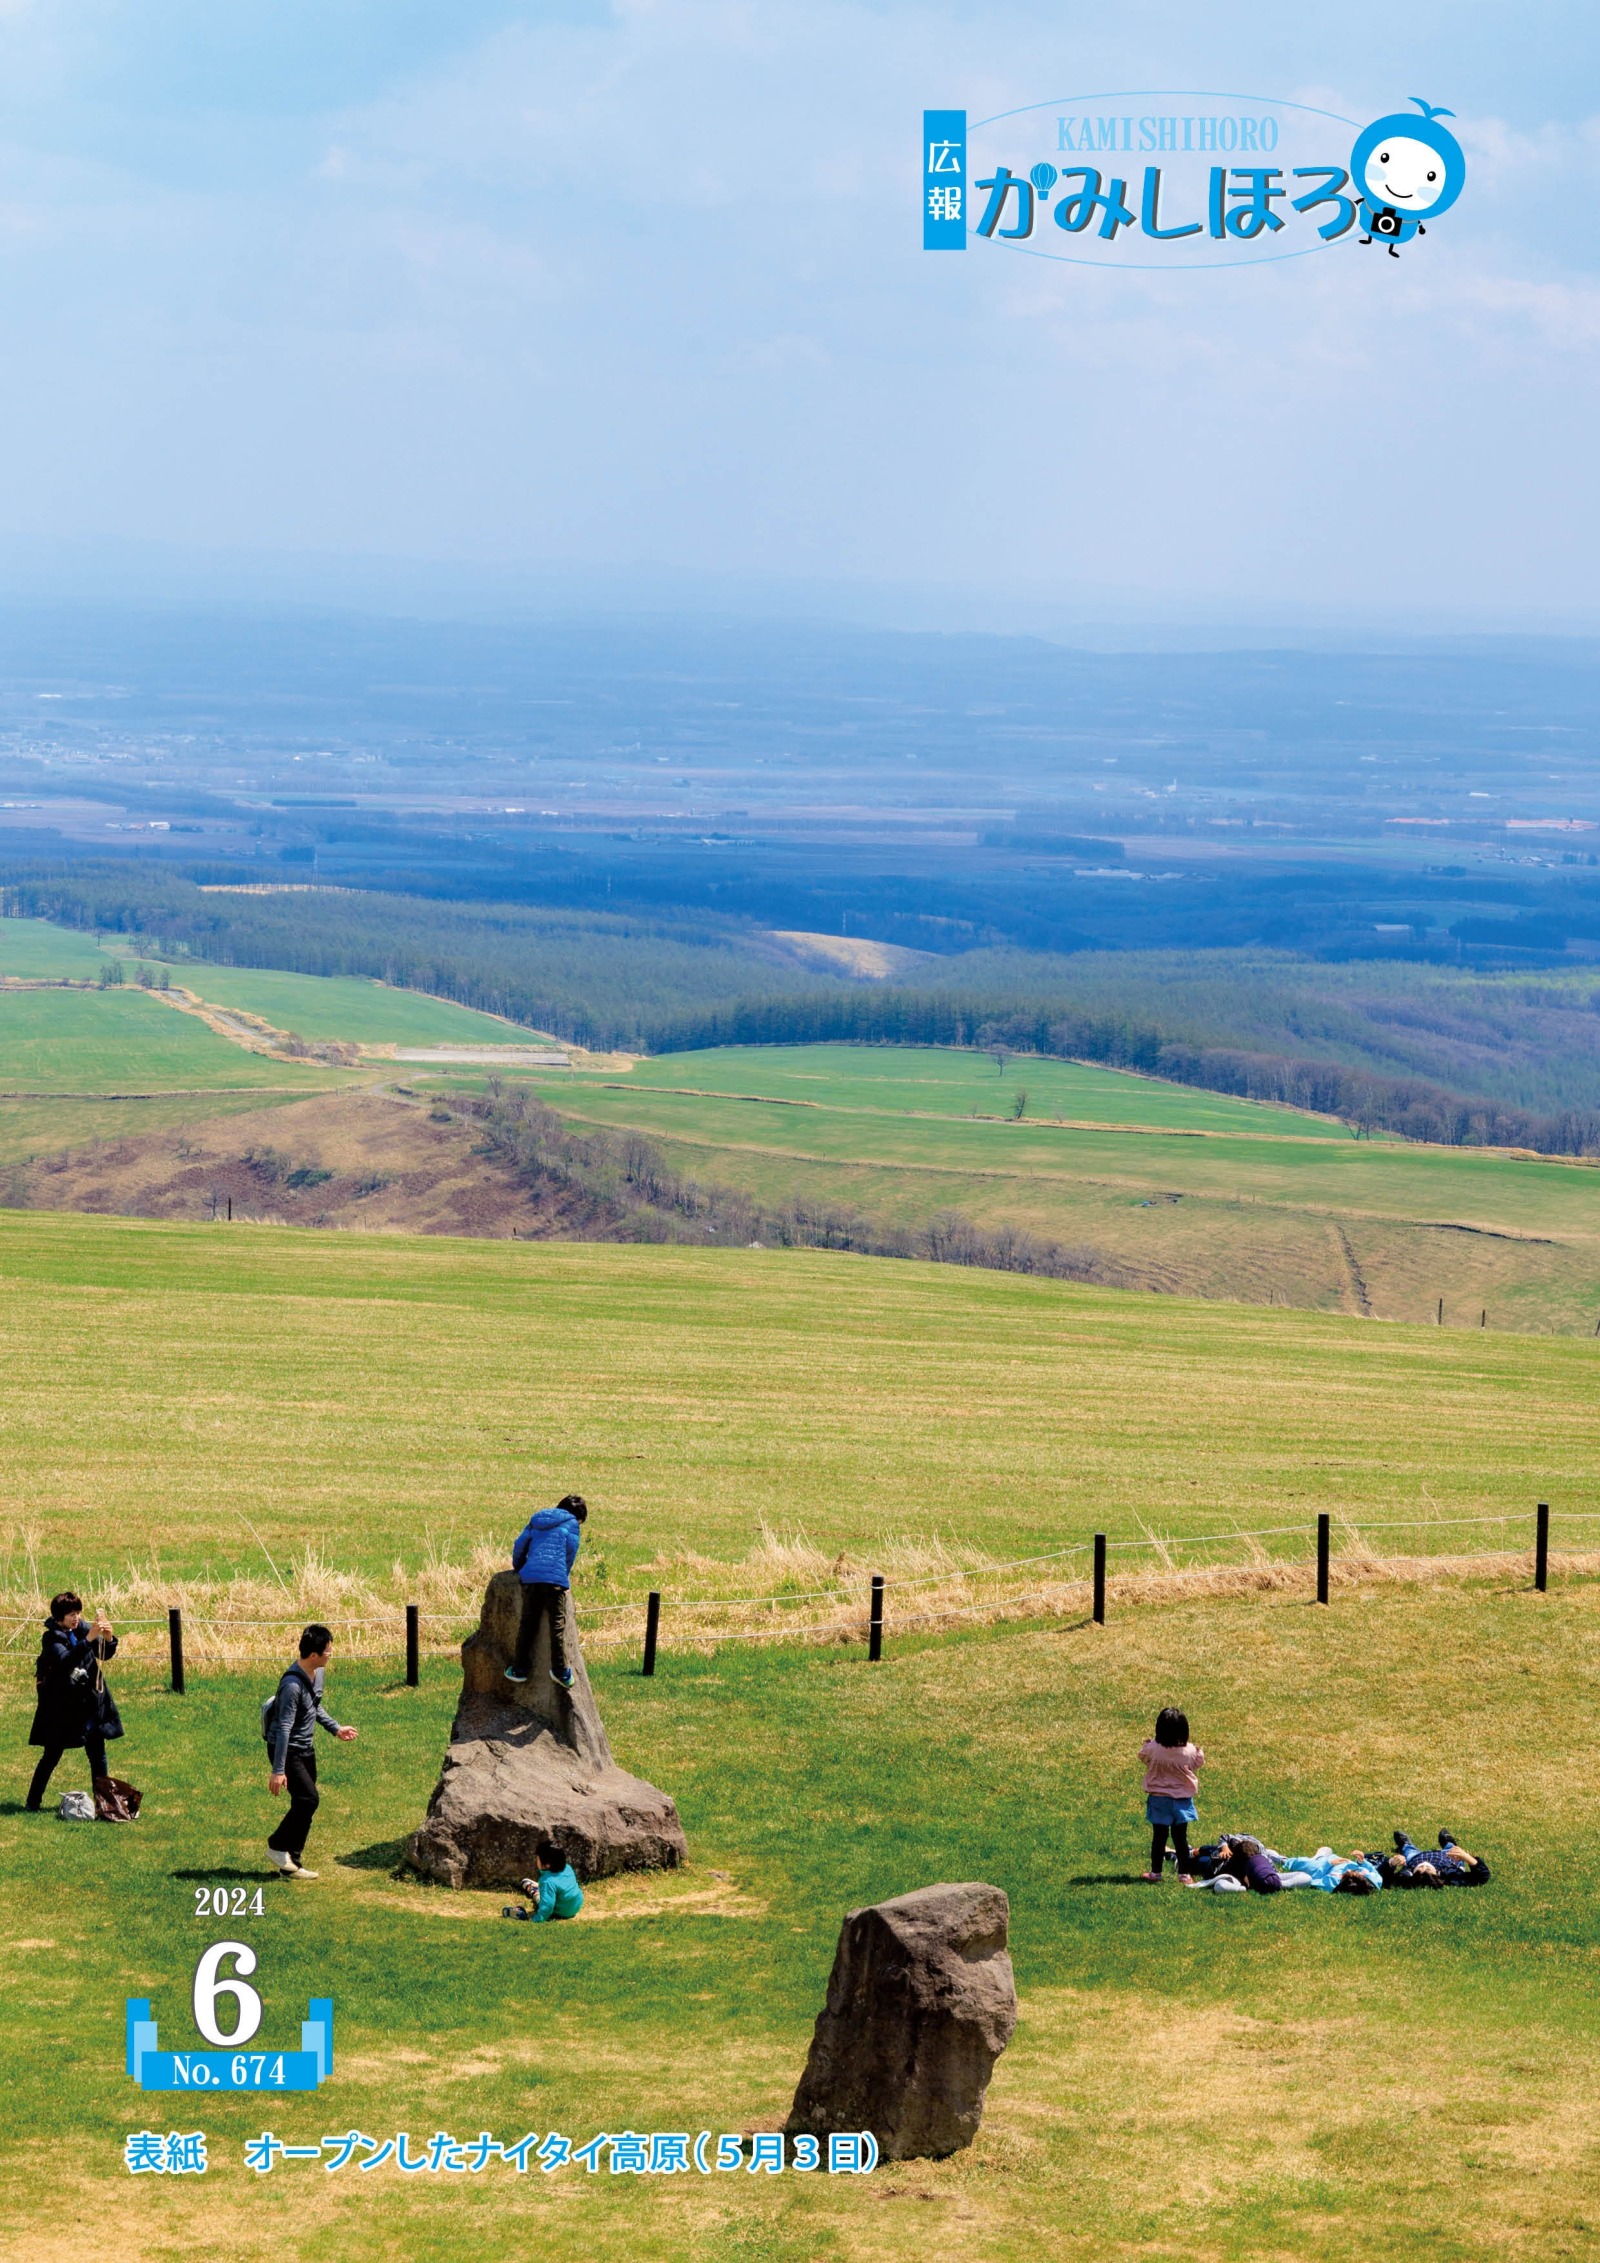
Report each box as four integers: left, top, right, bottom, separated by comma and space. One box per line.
506, 1493, 587, 1691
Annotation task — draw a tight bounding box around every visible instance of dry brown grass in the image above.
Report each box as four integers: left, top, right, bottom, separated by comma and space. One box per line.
0, 1519, 1577, 1668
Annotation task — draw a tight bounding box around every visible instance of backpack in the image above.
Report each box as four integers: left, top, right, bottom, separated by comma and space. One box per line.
262, 1670, 307, 1747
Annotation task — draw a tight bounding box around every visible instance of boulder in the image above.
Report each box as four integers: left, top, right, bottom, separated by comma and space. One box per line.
407, 1570, 686, 1889
785, 1881, 1016, 2160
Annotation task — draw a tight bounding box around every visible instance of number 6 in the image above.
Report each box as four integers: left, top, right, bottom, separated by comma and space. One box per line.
193, 1939, 263, 2046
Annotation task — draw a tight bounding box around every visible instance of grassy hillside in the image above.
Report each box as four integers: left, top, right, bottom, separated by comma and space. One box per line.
158, 963, 546, 1048
0, 1210, 1594, 1594
0, 913, 111, 977
0, 987, 357, 1095
622, 1041, 1359, 1139
0, 1212, 1597, 2257
518, 1045, 1600, 1333
1, 915, 567, 1046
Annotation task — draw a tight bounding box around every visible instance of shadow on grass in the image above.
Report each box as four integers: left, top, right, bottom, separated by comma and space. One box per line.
1069, 1873, 1160, 1888
336, 1837, 412, 1874
0, 1801, 39, 1817
171, 1866, 275, 1882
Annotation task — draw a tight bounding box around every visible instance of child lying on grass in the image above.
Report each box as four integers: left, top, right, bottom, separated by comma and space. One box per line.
1370, 1830, 1491, 1888
1275, 1847, 1385, 1895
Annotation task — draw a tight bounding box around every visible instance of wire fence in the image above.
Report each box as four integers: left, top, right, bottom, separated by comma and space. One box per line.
0, 1503, 1582, 1682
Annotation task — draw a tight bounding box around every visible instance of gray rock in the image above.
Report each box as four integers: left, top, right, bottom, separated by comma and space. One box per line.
407, 1570, 686, 1888
785, 1882, 1017, 2160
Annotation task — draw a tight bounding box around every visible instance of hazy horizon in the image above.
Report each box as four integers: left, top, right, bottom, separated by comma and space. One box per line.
0, 3, 1593, 633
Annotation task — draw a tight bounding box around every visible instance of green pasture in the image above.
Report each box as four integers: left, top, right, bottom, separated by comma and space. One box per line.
622, 1042, 1360, 1140
0, 913, 111, 978
513, 1045, 1600, 1331
0, 988, 357, 1096
1, 1210, 1596, 1593
534, 1048, 1596, 1236
3, 1577, 1599, 2259
0, 917, 549, 1046
158, 963, 539, 1049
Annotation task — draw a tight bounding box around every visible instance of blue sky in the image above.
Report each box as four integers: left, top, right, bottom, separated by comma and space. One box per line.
0, 1, 1595, 630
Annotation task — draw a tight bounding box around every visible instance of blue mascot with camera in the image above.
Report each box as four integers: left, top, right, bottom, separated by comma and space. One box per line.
1351, 98, 1466, 256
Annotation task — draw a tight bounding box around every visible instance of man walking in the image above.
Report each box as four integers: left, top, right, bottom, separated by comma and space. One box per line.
506, 1493, 587, 1691
265, 1623, 358, 1879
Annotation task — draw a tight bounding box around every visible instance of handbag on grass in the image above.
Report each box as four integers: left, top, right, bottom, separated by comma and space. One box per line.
92, 1774, 142, 1822
57, 1790, 96, 1821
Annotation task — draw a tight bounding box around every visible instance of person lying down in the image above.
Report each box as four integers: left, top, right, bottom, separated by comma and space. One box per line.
1274, 1847, 1385, 1894
1372, 1830, 1490, 1888
1182, 1830, 1487, 1894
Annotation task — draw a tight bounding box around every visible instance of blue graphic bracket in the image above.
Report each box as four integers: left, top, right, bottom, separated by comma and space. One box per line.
126, 1998, 333, 2091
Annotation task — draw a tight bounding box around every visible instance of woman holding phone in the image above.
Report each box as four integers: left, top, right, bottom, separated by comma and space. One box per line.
26, 1590, 123, 1810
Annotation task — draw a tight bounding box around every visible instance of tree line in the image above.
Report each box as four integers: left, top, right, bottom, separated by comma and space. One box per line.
7, 863, 1600, 1157
645, 991, 1600, 1155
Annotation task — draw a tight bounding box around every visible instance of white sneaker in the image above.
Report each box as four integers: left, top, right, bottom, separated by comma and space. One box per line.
504, 1667, 529, 1683
269, 1849, 296, 1873
288, 1863, 318, 1879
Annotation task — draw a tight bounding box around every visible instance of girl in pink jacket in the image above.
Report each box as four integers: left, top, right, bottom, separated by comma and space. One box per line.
1140, 1707, 1204, 1881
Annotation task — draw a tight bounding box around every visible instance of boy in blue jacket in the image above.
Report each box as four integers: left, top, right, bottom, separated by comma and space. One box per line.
505, 1840, 586, 1923
507, 1493, 587, 1690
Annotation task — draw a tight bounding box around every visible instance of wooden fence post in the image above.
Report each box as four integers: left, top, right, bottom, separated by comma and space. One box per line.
405, 1603, 419, 1687
868, 1575, 884, 1662
1093, 1534, 1106, 1626
1316, 1514, 1330, 1606
642, 1590, 661, 1676
168, 1606, 185, 1695
1536, 1503, 1549, 1594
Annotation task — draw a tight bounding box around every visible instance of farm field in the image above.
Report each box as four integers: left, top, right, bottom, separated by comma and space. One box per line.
0, 917, 556, 1048
152, 962, 545, 1049
0, 1216, 1595, 2257
520, 1046, 1600, 1332
0, 913, 114, 978
626, 1041, 1362, 1139
1, 1209, 1596, 1596
0, 988, 358, 1096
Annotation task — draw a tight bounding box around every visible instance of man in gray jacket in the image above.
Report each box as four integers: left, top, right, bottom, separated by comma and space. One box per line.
265, 1623, 358, 1879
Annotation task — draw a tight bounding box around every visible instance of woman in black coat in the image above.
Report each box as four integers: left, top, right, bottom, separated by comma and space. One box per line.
26, 1589, 123, 1810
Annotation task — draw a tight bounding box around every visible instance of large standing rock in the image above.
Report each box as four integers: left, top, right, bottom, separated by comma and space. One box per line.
407, 1571, 686, 1888
785, 1882, 1017, 2160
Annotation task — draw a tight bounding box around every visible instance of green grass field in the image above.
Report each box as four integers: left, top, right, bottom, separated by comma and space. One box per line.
0, 988, 357, 1096
622, 1043, 1361, 1139
0, 913, 114, 978
517, 1046, 1600, 1332
2, 1213, 1599, 2256
1, 916, 553, 1047
157, 963, 542, 1048
0, 1207, 1595, 1594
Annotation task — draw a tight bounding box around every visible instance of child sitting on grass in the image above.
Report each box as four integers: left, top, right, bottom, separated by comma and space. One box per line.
505, 1840, 585, 1923
1140, 1706, 1204, 1881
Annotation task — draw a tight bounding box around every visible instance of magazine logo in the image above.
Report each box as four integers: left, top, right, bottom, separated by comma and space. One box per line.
923, 93, 1465, 267
127, 1943, 334, 2093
